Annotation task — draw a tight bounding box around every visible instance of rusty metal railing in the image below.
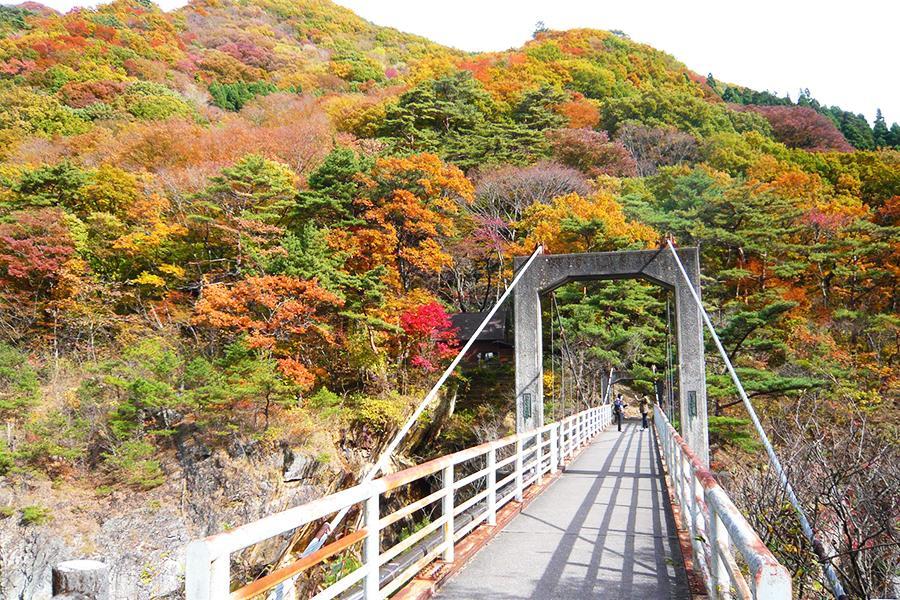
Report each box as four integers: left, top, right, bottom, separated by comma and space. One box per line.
654, 404, 791, 599
185, 404, 612, 600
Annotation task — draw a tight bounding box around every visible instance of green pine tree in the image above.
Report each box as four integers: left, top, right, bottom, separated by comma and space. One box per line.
872, 109, 890, 147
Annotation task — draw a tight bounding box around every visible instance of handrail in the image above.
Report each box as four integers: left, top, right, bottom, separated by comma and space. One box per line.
665, 239, 845, 599
653, 404, 791, 599
186, 405, 612, 600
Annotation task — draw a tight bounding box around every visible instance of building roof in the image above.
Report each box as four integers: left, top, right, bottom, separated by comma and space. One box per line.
450, 310, 509, 343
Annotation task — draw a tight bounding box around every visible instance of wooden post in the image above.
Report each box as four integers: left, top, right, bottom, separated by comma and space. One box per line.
52, 560, 109, 600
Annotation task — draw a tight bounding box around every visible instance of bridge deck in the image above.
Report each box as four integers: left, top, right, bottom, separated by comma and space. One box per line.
436, 419, 690, 599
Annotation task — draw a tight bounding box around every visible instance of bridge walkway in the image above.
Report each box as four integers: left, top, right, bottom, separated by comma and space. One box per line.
436, 418, 690, 599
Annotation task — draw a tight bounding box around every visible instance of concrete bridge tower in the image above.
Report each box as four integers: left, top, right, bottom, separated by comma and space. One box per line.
513, 248, 710, 466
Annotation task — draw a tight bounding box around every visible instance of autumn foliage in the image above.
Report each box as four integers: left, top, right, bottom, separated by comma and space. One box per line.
0, 4, 897, 592
193, 276, 342, 389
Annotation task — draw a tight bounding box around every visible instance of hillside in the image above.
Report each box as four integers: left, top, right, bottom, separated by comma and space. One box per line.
0, 0, 897, 598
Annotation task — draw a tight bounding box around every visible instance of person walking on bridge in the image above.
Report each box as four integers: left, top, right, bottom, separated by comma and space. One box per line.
640, 396, 650, 430
614, 394, 626, 432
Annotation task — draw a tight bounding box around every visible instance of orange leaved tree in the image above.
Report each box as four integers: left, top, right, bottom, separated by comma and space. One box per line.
192, 275, 343, 390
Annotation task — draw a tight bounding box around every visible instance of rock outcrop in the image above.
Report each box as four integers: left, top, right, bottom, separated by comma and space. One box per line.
0, 427, 341, 599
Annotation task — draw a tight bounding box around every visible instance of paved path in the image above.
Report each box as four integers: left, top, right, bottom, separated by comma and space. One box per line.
437, 419, 690, 599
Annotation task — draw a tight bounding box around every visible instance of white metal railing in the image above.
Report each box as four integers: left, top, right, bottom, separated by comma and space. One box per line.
654, 405, 791, 599
186, 405, 612, 600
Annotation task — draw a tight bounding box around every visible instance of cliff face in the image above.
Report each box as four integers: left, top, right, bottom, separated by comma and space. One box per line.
0, 426, 341, 599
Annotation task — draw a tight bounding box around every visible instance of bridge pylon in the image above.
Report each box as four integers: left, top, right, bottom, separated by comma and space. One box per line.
513, 247, 709, 466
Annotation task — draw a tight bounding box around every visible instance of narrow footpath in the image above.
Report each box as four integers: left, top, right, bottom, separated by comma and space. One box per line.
437, 419, 690, 599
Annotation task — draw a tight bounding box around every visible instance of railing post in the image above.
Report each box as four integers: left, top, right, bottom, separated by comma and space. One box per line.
572, 416, 577, 448
577, 414, 583, 445
569, 417, 574, 449
487, 446, 497, 525
536, 431, 544, 481
573, 415, 578, 449
690, 468, 699, 538
676, 446, 687, 529
753, 566, 793, 600
185, 541, 210, 600
514, 438, 524, 502
558, 421, 563, 458
550, 425, 558, 474
442, 464, 455, 562
363, 491, 381, 599
708, 502, 730, 600
669, 431, 676, 477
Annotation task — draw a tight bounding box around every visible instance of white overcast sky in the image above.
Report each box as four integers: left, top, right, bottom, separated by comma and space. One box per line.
22, 0, 900, 124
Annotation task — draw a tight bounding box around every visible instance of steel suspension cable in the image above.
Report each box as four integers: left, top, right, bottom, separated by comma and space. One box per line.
665, 240, 847, 600
298, 244, 545, 558
665, 297, 676, 423
550, 295, 557, 420
551, 292, 589, 410
601, 366, 614, 405
552, 294, 568, 418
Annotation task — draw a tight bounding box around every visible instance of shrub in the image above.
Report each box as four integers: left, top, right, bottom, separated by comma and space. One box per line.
708, 416, 759, 453
103, 439, 165, 490
732, 104, 853, 152
547, 128, 637, 177
0, 439, 13, 475
351, 393, 405, 433
120, 82, 194, 121
308, 387, 344, 419
20, 505, 51, 526
0, 343, 39, 422
615, 124, 700, 176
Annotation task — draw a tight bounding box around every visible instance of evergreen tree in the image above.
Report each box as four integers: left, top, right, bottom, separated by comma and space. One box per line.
872, 109, 890, 147
834, 109, 876, 149
0, 342, 39, 424
512, 85, 568, 130
11, 161, 88, 211
208, 81, 278, 111
888, 123, 900, 148
378, 72, 547, 169
295, 147, 372, 226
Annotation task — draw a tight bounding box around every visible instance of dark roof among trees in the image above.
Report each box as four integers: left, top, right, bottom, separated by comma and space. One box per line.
450, 310, 509, 343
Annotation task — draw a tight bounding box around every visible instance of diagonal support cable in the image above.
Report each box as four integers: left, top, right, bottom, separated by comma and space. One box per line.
665, 240, 847, 600
297, 244, 545, 559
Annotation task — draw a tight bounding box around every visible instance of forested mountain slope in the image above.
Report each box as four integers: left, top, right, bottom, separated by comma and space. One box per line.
0, 0, 897, 597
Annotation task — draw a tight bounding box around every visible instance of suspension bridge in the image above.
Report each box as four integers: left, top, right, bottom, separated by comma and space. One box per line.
181, 243, 845, 600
